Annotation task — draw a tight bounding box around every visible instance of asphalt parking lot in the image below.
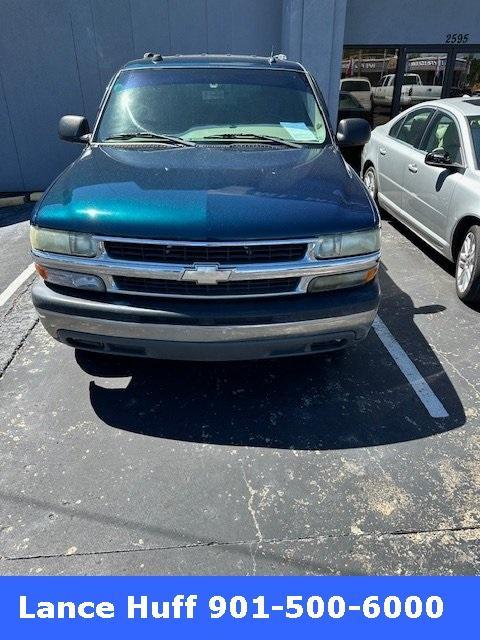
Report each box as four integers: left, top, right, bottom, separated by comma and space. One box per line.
0, 202, 478, 575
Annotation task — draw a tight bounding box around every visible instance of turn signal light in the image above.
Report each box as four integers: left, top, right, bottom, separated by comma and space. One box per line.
34, 264, 105, 292
308, 265, 378, 293
365, 266, 379, 283
35, 264, 49, 280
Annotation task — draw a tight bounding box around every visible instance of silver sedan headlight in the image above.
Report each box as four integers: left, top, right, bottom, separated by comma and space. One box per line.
313, 228, 380, 259
30, 226, 97, 257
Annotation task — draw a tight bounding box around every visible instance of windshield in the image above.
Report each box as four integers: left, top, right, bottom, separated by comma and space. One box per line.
95, 68, 329, 145
468, 116, 480, 166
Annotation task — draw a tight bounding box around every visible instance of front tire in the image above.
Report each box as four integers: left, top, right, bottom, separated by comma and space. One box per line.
456, 225, 480, 303
363, 165, 377, 202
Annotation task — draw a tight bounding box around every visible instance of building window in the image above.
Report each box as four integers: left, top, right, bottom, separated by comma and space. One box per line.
400, 52, 446, 108
340, 47, 399, 128
453, 52, 480, 96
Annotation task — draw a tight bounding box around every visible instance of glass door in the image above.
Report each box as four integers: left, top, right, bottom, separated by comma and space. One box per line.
340, 47, 399, 127
399, 52, 447, 111
451, 51, 480, 96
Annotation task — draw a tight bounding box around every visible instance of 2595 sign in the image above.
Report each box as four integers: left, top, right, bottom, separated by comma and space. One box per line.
445, 33, 470, 43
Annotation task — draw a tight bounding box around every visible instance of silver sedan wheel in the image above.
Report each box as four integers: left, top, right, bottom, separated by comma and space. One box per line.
363, 168, 376, 199
457, 232, 476, 294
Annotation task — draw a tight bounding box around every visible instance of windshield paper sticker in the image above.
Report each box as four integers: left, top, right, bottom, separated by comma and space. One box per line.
280, 122, 317, 141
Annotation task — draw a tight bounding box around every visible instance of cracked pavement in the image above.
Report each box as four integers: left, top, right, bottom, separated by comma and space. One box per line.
0, 204, 479, 575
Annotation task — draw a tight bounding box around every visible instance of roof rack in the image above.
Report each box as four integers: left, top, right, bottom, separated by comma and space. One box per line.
143, 52, 163, 62
268, 52, 287, 64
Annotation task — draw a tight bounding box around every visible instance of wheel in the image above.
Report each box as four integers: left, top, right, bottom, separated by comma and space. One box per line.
363, 165, 377, 201
455, 225, 480, 303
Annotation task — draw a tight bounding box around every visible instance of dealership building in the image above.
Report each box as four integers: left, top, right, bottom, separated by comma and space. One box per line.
1, 0, 480, 192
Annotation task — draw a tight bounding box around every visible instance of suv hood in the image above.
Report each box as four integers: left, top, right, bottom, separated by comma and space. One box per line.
34, 144, 377, 241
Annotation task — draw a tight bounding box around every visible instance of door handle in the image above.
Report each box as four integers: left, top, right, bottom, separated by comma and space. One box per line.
379, 147, 387, 155
408, 163, 418, 173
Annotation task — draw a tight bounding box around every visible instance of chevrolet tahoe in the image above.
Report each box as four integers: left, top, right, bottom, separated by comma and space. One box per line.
30, 54, 380, 361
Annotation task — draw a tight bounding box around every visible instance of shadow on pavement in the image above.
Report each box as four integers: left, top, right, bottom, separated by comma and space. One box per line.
0, 203, 34, 228
380, 208, 455, 277
77, 265, 465, 450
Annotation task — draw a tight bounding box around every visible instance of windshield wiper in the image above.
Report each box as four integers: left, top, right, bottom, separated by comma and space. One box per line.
199, 133, 303, 148
103, 132, 196, 146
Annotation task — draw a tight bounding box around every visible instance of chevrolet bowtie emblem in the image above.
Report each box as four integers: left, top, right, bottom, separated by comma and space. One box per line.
181, 264, 233, 285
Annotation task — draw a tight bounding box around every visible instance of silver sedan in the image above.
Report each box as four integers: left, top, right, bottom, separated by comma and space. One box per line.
361, 97, 480, 303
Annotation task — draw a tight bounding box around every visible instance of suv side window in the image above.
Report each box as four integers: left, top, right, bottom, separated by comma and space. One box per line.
421, 111, 463, 164
393, 108, 434, 148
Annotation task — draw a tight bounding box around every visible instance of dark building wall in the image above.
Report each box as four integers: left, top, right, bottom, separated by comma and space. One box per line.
282, 0, 347, 124
0, 0, 284, 191
345, 0, 480, 45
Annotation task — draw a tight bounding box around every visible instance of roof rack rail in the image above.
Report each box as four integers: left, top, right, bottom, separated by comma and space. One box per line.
268, 52, 287, 64
143, 52, 163, 62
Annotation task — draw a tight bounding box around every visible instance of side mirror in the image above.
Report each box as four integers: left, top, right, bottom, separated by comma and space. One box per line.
58, 115, 90, 143
336, 118, 371, 147
425, 147, 454, 168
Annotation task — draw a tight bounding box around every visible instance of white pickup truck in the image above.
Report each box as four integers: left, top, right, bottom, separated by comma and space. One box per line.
372, 73, 442, 108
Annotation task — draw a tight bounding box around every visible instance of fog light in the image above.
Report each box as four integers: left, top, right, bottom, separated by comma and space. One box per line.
36, 265, 105, 291
308, 267, 377, 292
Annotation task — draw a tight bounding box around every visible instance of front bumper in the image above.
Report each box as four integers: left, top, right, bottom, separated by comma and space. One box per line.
32, 279, 380, 360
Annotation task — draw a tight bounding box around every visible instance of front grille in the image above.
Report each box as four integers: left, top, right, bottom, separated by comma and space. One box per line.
104, 241, 307, 265
113, 276, 300, 297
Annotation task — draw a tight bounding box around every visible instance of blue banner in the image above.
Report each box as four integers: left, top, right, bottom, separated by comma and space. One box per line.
0, 577, 477, 638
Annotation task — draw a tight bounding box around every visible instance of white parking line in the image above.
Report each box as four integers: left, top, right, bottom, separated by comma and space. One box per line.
373, 316, 449, 418
0, 263, 35, 308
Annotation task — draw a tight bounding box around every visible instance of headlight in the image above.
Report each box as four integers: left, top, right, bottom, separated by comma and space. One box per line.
30, 227, 96, 257
313, 228, 380, 259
